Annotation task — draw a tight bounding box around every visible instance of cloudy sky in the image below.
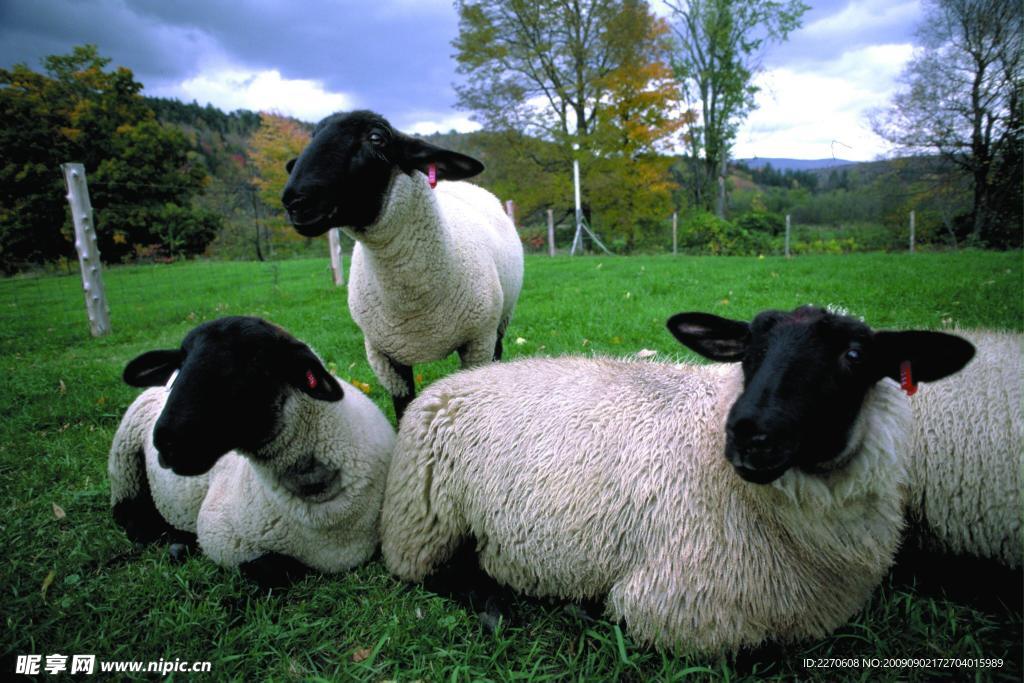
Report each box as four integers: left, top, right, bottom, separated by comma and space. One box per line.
0, 0, 922, 161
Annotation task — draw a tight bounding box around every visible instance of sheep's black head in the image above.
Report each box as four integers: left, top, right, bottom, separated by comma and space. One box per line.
281, 110, 484, 236
122, 316, 343, 476
668, 306, 974, 484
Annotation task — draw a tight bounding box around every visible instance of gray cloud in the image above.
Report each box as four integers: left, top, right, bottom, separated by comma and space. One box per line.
0, 0, 463, 124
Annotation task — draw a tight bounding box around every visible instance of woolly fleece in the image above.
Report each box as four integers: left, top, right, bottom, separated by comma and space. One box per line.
905, 328, 1022, 567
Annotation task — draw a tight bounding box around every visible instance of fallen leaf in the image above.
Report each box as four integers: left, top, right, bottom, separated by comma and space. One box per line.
52, 503, 66, 520
720, 298, 729, 305
350, 379, 372, 395
415, 374, 424, 384
610, 336, 622, 345
636, 349, 657, 359
58, 380, 66, 395
352, 647, 372, 663
41, 570, 55, 599
514, 337, 527, 346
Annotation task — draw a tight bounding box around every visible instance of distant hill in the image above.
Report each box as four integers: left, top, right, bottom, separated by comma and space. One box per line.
738, 157, 857, 171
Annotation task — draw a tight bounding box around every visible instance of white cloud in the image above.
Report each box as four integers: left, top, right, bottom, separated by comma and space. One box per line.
150, 68, 357, 122
733, 43, 915, 160
403, 115, 482, 135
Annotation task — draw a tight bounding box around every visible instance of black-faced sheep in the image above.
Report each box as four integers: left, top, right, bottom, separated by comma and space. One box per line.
108, 316, 395, 586
281, 110, 524, 420
380, 306, 974, 653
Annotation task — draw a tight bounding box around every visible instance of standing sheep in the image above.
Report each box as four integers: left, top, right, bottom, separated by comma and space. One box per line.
381, 306, 974, 654
281, 110, 524, 420
904, 328, 1022, 568
109, 316, 395, 586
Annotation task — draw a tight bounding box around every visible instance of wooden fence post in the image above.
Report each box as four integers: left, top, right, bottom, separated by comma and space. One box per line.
328, 228, 345, 286
505, 200, 516, 226
61, 163, 111, 337
672, 211, 678, 255
909, 210, 915, 253
547, 209, 555, 257
784, 214, 791, 258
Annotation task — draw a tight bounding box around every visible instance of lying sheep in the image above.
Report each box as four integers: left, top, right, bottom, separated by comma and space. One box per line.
904, 328, 1022, 568
282, 110, 524, 420
381, 306, 974, 654
109, 316, 395, 586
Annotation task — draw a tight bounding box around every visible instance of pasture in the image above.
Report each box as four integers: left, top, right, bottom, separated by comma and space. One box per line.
1, 251, 1020, 681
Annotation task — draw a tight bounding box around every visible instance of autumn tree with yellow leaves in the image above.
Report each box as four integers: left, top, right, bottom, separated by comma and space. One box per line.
246, 113, 311, 255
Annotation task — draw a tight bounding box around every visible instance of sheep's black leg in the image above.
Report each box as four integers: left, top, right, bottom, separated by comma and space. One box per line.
239, 552, 313, 589
112, 451, 176, 544
493, 331, 504, 361
385, 355, 415, 422
494, 318, 508, 361
423, 538, 514, 633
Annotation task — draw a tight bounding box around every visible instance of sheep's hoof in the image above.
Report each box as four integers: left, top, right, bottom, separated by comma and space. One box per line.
168, 543, 190, 564
239, 552, 312, 589
477, 594, 511, 635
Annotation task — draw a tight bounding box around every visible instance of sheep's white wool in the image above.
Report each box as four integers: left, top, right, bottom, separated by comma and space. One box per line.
904, 328, 1022, 567
381, 356, 912, 654
109, 378, 395, 573
346, 170, 523, 396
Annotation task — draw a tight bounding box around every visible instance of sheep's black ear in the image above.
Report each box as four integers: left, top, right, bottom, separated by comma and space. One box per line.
667, 312, 750, 362
285, 158, 297, 174
396, 134, 484, 181
123, 350, 183, 387
873, 331, 975, 384
284, 343, 344, 402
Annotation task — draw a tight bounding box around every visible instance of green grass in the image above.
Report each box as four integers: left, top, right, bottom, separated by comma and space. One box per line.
1, 252, 1020, 681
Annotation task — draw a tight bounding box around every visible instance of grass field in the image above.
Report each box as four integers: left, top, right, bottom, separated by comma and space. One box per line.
1, 251, 1021, 681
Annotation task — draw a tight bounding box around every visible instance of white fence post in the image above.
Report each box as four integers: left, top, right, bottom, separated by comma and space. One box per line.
909, 210, 915, 253
61, 163, 111, 337
328, 228, 345, 287
672, 211, 678, 255
784, 214, 791, 258
547, 209, 555, 257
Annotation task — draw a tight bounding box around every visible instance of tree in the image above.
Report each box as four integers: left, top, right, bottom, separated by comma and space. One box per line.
587, 8, 689, 248
0, 45, 219, 270
247, 113, 312, 256
453, 0, 688, 241
872, 0, 1022, 247
665, 0, 808, 216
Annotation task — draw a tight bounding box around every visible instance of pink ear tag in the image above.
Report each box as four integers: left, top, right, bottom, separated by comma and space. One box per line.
899, 360, 917, 396
427, 163, 437, 189
306, 370, 318, 390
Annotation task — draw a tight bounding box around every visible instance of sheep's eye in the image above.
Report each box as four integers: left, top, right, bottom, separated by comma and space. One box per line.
368, 131, 385, 146
844, 348, 862, 363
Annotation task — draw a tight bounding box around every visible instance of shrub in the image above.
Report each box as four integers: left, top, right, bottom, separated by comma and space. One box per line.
678, 212, 773, 256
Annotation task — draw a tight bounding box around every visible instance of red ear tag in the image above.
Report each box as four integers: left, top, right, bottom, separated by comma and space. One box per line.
899, 360, 917, 396
306, 370, 318, 390
427, 163, 437, 189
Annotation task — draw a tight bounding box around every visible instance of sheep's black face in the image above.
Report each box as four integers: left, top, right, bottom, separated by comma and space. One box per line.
281, 110, 484, 236
668, 306, 975, 484
123, 317, 343, 477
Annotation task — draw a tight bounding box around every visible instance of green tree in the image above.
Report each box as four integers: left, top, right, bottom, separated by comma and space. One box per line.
0, 45, 219, 271
871, 0, 1022, 247
453, 0, 688, 238
665, 0, 808, 216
